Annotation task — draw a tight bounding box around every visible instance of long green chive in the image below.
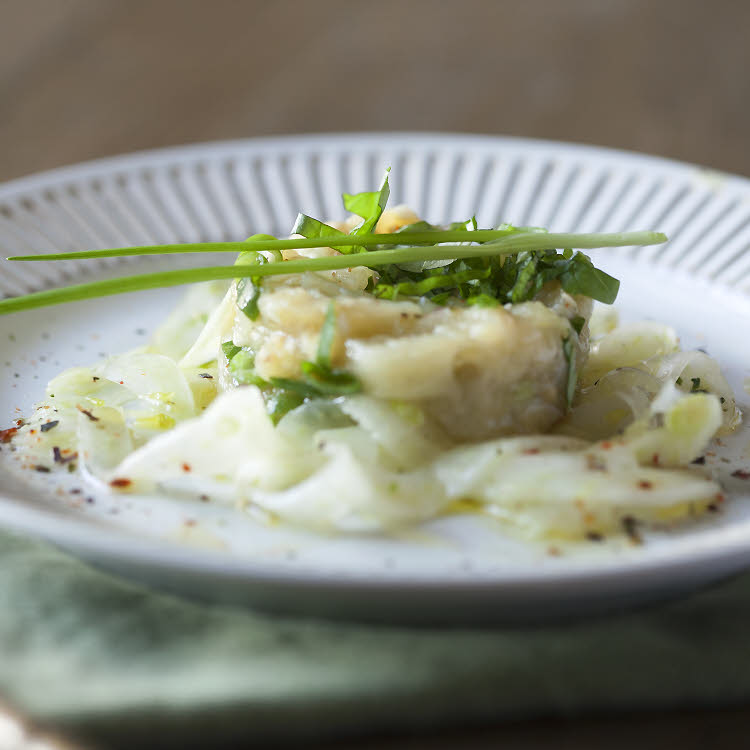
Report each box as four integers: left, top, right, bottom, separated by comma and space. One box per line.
7, 229, 509, 261
5, 228, 641, 262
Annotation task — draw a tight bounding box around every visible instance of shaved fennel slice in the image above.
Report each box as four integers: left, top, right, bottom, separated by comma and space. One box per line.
644, 350, 741, 434
109, 387, 323, 494
336, 395, 448, 469
12, 351, 207, 472
622, 386, 723, 467
250, 442, 448, 532
436, 388, 723, 538
180, 286, 236, 368
149, 280, 229, 361
581, 321, 679, 387
556, 367, 663, 440
77, 406, 134, 478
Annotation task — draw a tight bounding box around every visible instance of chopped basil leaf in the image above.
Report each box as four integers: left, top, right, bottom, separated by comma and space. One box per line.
343, 168, 391, 241
299, 361, 362, 395
465, 293, 500, 308
227, 348, 266, 388
292, 213, 345, 242
373, 265, 491, 300
236, 255, 267, 320
221, 341, 241, 361
558, 256, 620, 304
268, 376, 324, 399
234, 234, 279, 320
504, 250, 619, 305
265, 389, 306, 425
316, 301, 337, 370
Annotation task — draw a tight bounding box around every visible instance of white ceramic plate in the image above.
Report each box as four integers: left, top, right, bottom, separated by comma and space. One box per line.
2, 133, 750, 624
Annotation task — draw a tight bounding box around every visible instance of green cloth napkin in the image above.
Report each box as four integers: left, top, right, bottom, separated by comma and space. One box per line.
2, 529, 750, 747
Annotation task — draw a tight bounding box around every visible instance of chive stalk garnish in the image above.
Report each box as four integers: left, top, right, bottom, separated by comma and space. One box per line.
5, 229, 656, 262
0, 231, 665, 316
5, 230, 516, 261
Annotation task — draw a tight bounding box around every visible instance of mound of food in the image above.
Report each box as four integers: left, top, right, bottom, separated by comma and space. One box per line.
6, 172, 740, 538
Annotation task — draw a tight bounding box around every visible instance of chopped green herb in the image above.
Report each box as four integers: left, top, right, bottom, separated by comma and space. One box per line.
570, 315, 586, 335
227, 349, 266, 388
221, 341, 241, 362
465, 293, 500, 308
316, 302, 337, 371
267, 376, 323, 399
299, 361, 362, 395
503, 250, 620, 305
264, 388, 306, 425
292, 214, 346, 244
236, 256, 266, 320
234, 234, 280, 321
343, 168, 391, 246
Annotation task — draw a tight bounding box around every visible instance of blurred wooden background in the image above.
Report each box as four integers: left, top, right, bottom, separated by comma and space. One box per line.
2, 0, 750, 184
3, 1, 750, 748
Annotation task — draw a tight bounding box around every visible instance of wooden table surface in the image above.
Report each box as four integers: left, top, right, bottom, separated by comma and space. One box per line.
3, 1, 750, 748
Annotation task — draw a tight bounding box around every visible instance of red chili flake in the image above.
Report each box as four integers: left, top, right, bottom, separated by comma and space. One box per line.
638, 480, 653, 490
0, 427, 18, 443
77, 407, 99, 422
731, 470, 750, 480
118, 381, 124, 385
109, 478, 132, 488
652, 453, 660, 466
181, 463, 192, 472
15, 419, 25, 427
715, 493, 726, 503
522, 448, 540, 455
184, 519, 197, 527
600, 441, 612, 450
199, 494, 210, 502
